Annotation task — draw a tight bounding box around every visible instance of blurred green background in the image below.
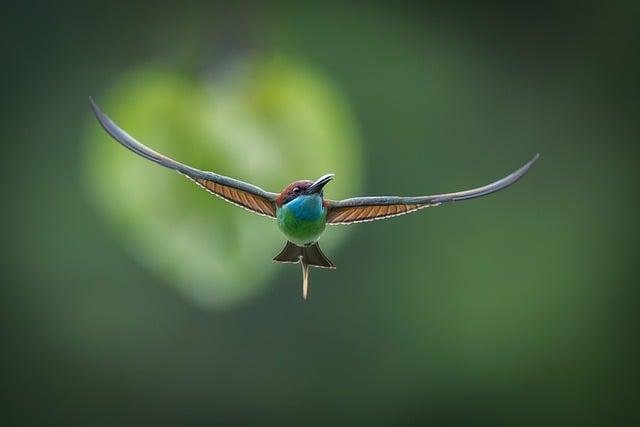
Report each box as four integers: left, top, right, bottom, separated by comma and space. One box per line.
2, 1, 638, 425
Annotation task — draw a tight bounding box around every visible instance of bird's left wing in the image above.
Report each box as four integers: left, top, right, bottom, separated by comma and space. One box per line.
325, 154, 539, 224
90, 97, 278, 218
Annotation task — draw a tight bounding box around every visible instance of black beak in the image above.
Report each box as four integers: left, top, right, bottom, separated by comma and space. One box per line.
306, 174, 334, 194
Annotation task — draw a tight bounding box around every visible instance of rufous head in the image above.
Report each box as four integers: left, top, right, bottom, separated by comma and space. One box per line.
275, 174, 334, 207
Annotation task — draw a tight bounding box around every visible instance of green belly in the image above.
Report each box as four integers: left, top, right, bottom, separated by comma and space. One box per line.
277, 207, 327, 246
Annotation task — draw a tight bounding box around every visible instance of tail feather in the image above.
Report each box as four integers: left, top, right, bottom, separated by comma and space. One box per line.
273, 241, 335, 269
273, 241, 336, 299
301, 262, 309, 300
303, 243, 336, 269
272, 241, 302, 264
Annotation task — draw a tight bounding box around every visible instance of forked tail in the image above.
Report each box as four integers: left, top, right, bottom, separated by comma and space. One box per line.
273, 241, 336, 299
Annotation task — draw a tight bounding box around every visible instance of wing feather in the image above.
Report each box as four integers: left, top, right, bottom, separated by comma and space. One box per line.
90, 97, 278, 218
326, 154, 539, 224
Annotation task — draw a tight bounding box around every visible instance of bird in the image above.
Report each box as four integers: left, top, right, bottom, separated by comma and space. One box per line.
89, 97, 539, 299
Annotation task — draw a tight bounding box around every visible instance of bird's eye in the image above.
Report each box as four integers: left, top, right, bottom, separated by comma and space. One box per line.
292, 187, 300, 193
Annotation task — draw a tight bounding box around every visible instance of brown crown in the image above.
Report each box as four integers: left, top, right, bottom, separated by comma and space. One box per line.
275, 180, 314, 206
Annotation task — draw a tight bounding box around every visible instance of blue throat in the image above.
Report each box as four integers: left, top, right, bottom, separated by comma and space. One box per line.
283, 194, 325, 220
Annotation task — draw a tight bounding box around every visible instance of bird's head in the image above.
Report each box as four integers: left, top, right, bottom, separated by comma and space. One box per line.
275, 174, 334, 207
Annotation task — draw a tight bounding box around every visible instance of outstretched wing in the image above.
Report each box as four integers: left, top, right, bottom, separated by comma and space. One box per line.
325, 154, 539, 224
90, 97, 278, 218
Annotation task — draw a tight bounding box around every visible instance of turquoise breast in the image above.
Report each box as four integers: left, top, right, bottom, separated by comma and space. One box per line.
277, 195, 327, 246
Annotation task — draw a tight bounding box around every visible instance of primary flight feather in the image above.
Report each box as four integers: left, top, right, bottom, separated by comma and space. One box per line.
90, 97, 539, 299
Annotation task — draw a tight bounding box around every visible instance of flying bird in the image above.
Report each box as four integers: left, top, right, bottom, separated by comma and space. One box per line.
89, 97, 539, 299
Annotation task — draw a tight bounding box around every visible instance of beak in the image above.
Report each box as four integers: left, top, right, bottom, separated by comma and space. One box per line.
306, 173, 334, 194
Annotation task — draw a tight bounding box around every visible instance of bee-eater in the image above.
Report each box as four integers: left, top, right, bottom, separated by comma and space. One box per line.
90, 98, 539, 299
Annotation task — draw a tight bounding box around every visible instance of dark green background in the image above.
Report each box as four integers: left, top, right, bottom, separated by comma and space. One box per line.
2, 1, 638, 425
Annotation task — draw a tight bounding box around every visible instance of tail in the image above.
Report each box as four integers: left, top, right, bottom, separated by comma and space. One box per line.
273, 241, 336, 299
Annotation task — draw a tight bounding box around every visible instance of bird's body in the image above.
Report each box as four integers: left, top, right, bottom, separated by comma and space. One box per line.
277, 193, 327, 246
90, 97, 539, 300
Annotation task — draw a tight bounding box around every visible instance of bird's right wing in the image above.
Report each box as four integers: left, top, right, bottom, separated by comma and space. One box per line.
325, 154, 539, 225
90, 97, 278, 218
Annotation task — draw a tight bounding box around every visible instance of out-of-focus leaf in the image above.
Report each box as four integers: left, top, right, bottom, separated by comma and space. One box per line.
85, 55, 363, 308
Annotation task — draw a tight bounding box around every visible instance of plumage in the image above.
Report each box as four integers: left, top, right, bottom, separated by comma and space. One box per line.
324, 153, 539, 224
273, 241, 335, 299
90, 97, 539, 299
277, 194, 327, 246
90, 97, 278, 218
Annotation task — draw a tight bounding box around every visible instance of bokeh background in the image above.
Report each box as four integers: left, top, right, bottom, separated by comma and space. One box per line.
2, 1, 639, 425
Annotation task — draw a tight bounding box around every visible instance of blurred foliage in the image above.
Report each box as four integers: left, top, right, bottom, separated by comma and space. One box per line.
85, 56, 362, 307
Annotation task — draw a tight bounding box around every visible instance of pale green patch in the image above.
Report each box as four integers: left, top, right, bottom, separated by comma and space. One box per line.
84, 55, 362, 308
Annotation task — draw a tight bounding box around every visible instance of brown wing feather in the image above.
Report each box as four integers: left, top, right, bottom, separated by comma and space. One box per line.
90, 97, 278, 218
326, 202, 430, 224
325, 154, 539, 225
190, 177, 277, 218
